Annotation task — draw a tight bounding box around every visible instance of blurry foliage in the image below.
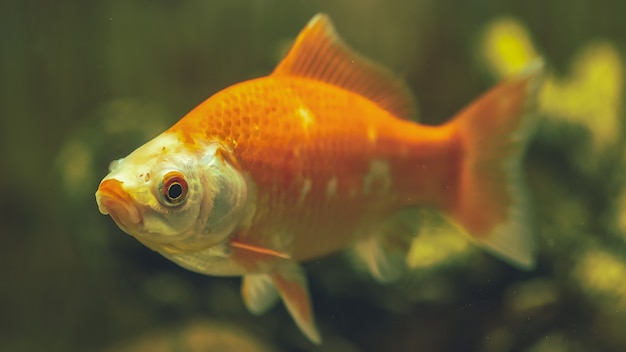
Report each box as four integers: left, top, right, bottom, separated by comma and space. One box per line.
103, 320, 276, 352
541, 42, 623, 156
575, 248, 626, 313
478, 14, 626, 351
2, 0, 626, 351
481, 16, 624, 170
481, 17, 539, 77
406, 210, 472, 269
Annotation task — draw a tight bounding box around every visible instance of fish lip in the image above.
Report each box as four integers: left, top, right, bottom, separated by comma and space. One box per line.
96, 178, 142, 226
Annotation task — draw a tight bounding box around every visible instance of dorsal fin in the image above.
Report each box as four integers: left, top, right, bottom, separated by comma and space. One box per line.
272, 13, 418, 120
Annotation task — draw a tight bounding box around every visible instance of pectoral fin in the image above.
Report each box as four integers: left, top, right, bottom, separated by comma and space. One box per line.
242, 274, 280, 315
270, 264, 321, 344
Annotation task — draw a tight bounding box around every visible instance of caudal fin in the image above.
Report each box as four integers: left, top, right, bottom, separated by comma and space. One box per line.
446, 60, 544, 269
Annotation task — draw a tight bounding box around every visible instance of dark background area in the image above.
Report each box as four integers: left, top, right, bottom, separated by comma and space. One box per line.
2, 0, 626, 351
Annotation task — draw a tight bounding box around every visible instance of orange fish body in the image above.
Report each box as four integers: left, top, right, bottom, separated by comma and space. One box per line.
96, 14, 543, 344
173, 77, 456, 261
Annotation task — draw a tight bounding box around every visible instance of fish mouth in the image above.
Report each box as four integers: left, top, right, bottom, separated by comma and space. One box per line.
96, 178, 141, 227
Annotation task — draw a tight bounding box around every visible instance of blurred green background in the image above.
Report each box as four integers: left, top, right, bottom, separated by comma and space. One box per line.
2, 0, 626, 351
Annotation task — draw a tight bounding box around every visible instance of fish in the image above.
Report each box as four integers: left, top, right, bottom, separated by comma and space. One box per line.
95, 13, 543, 344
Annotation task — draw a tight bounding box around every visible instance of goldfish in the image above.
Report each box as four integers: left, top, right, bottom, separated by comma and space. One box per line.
95, 13, 543, 344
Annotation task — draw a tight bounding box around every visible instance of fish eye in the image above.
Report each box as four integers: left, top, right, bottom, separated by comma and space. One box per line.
159, 171, 188, 206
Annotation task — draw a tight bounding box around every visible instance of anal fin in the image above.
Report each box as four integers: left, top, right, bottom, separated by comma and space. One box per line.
353, 213, 417, 283
354, 235, 404, 283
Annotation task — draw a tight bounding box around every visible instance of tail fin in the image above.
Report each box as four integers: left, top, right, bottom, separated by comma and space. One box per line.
446, 60, 544, 269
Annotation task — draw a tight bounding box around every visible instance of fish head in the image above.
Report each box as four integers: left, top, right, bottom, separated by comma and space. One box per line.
96, 132, 248, 253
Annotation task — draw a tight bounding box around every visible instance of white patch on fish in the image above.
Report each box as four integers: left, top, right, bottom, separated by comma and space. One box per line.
326, 176, 338, 198
298, 177, 312, 205
297, 106, 315, 131
363, 160, 391, 195
367, 125, 377, 143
